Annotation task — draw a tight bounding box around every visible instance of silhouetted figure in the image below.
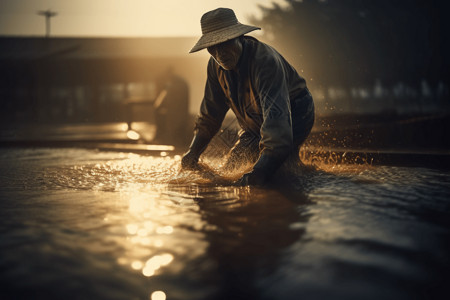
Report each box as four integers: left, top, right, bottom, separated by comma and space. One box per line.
154, 67, 190, 145
181, 8, 315, 186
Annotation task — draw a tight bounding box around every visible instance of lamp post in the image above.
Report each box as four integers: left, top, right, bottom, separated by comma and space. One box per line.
37, 10, 58, 38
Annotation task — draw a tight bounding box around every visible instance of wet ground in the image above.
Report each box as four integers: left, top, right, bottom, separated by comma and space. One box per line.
0, 147, 449, 300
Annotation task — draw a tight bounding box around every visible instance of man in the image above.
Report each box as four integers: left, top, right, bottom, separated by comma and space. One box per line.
182, 8, 315, 186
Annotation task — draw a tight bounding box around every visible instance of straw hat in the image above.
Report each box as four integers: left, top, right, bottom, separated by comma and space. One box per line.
189, 8, 261, 53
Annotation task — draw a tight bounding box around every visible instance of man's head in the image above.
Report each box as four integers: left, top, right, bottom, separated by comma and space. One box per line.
189, 8, 260, 54
207, 37, 243, 70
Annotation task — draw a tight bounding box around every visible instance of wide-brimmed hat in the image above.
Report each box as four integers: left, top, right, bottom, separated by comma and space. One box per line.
189, 8, 261, 53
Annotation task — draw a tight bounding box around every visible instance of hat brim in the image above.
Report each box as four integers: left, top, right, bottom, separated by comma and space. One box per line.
189, 23, 260, 53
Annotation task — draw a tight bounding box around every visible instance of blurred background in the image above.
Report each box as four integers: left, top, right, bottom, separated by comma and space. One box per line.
0, 0, 449, 152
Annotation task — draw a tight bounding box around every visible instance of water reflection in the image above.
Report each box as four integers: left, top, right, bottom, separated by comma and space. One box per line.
151, 290, 167, 300
166, 183, 312, 299
0, 148, 449, 299
115, 189, 182, 279
141, 253, 174, 277
108, 155, 313, 299
126, 130, 141, 141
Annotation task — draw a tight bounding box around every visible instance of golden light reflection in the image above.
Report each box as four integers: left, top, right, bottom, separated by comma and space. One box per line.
126, 224, 139, 234
139, 237, 151, 246
101, 154, 209, 285
137, 228, 149, 236
126, 130, 141, 140
119, 123, 129, 131
120, 190, 178, 278
151, 291, 166, 300
49, 148, 215, 293
154, 239, 164, 247
142, 266, 155, 277
142, 253, 174, 277
117, 257, 127, 265
156, 226, 173, 234
131, 260, 143, 270
128, 195, 154, 213
130, 236, 141, 244
144, 221, 155, 230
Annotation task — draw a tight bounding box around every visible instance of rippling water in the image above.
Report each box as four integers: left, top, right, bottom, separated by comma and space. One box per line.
0, 147, 449, 300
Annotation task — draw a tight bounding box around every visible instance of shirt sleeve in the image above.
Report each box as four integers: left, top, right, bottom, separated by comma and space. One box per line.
252, 51, 293, 172
194, 58, 230, 140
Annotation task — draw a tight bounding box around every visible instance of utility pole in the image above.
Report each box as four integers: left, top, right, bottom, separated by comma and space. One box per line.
37, 10, 58, 38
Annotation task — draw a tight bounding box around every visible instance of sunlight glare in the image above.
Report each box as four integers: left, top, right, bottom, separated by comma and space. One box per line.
151, 291, 166, 300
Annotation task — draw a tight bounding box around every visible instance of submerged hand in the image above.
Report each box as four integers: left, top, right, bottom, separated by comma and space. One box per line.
181, 151, 200, 170
181, 134, 210, 171
234, 171, 266, 186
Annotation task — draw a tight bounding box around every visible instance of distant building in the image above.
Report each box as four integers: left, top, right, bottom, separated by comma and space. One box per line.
0, 37, 208, 123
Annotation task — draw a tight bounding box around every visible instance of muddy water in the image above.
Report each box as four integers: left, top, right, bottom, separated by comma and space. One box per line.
0, 148, 449, 300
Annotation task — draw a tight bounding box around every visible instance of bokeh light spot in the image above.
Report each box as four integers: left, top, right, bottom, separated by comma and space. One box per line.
151, 291, 166, 300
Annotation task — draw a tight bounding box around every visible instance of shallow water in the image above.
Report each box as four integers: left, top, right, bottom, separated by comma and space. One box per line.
0, 148, 449, 300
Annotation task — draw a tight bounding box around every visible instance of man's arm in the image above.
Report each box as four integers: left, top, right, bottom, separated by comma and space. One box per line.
181, 58, 229, 170
194, 58, 230, 139
237, 51, 293, 184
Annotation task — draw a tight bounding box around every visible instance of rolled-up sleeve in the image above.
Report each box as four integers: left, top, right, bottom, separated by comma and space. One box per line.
195, 58, 230, 139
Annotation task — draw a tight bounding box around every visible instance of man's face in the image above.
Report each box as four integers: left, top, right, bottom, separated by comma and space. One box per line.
207, 38, 243, 70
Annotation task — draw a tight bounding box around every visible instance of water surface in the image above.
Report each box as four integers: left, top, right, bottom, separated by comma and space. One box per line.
0, 148, 449, 300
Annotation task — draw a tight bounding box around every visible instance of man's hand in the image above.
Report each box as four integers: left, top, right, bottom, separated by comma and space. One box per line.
181, 151, 200, 170
181, 134, 210, 171
234, 170, 266, 186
